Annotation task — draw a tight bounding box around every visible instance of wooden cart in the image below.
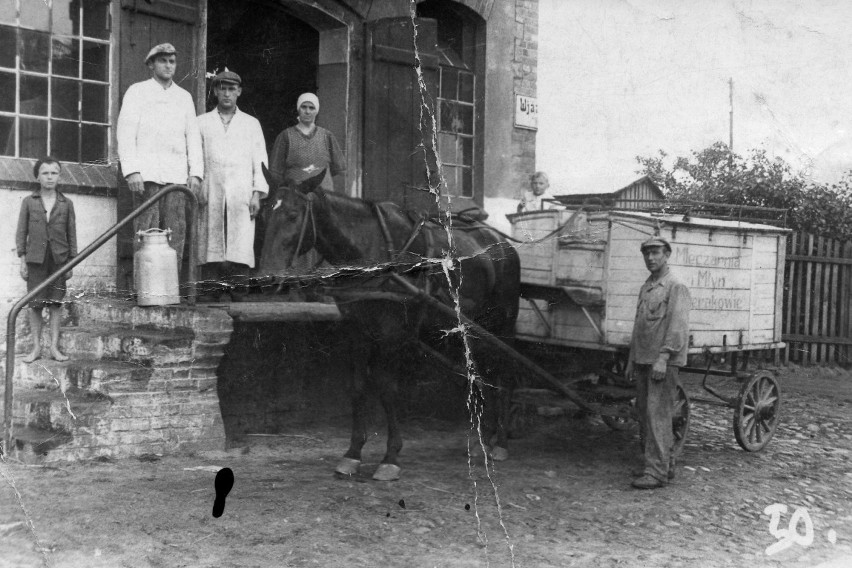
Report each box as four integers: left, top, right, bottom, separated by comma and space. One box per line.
507, 207, 791, 452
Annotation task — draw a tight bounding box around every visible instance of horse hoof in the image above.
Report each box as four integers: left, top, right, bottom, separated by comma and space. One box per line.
372, 463, 401, 481
334, 457, 361, 477
489, 446, 509, 461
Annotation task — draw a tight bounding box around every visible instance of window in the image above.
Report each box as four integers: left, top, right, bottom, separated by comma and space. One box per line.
0, 0, 111, 163
438, 67, 475, 198
418, 0, 482, 200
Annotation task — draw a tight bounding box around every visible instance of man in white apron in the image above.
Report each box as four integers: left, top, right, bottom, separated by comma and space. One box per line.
197, 70, 268, 301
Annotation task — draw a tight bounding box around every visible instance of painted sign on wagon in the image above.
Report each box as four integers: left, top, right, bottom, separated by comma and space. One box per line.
510, 209, 788, 353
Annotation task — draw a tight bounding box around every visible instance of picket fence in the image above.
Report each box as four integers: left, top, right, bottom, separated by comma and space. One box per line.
783, 231, 852, 366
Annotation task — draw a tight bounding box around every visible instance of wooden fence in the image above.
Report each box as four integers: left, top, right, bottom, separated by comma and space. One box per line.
783, 231, 852, 366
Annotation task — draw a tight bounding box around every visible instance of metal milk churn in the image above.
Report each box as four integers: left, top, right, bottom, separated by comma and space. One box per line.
134, 228, 180, 306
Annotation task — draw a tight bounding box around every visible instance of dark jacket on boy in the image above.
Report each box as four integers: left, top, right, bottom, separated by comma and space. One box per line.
16, 191, 78, 264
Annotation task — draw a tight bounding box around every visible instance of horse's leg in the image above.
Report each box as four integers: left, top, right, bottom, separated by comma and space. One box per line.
489, 376, 511, 462
467, 379, 489, 457
493, 344, 518, 461
335, 338, 371, 477
479, 347, 511, 462
373, 351, 403, 481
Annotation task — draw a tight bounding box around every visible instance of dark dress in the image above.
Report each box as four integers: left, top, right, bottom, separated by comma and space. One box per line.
266, 125, 346, 274
269, 125, 346, 192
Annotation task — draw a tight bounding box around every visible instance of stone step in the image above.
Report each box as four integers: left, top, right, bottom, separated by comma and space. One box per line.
69, 360, 153, 393
2, 298, 232, 463
6, 387, 225, 463
9, 358, 71, 391
8, 425, 74, 463
68, 300, 233, 342
6, 358, 153, 393
12, 388, 112, 433
59, 325, 195, 363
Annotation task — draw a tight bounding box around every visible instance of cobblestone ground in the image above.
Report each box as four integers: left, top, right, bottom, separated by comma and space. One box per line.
0, 365, 851, 568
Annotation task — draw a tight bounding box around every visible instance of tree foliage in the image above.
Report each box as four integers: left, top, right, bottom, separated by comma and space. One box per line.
636, 142, 852, 241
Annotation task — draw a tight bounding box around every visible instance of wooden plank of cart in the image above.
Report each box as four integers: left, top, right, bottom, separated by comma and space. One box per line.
507, 204, 791, 452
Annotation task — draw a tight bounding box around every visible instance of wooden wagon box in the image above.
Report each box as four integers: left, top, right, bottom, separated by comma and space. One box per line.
508, 209, 790, 354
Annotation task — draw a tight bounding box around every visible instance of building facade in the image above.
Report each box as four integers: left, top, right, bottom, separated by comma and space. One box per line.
0, 0, 539, 318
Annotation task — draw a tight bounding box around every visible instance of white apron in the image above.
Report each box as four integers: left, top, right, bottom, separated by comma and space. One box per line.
197, 109, 268, 267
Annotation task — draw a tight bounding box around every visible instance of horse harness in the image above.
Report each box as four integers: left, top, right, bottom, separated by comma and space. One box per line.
289, 191, 493, 318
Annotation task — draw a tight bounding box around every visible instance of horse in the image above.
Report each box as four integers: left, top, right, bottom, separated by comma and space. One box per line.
259, 167, 521, 481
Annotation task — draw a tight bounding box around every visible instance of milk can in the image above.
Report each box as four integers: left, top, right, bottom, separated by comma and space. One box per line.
134, 228, 180, 306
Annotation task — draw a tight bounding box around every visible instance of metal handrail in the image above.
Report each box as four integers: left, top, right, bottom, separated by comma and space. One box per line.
3, 184, 197, 456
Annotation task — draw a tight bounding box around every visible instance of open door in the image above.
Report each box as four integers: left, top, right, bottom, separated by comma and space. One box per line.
363, 17, 440, 213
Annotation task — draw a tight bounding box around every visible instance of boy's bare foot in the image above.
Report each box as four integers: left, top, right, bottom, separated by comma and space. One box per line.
23, 347, 41, 363
49, 346, 69, 362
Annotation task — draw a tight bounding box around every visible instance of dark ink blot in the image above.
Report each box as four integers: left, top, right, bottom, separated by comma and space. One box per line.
398, 499, 406, 509
212, 467, 234, 518
465, 503, 470, 511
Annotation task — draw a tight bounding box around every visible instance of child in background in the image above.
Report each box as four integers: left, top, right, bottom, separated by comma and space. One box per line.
518, 171, 554, 212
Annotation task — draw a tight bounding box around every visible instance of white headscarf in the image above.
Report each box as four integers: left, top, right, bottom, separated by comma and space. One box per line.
297, 93, 320, 112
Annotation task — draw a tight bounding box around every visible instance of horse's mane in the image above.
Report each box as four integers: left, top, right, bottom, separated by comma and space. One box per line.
321, 189, 379, 219
321, 190, 413, 223
312, 190, 403, 262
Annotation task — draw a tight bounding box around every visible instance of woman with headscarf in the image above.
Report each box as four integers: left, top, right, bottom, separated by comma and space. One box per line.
265, 93, 346, 286
268, 93, 346, 192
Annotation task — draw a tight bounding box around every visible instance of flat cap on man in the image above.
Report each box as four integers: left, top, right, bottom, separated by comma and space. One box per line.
640, 236, 672, 252
213, 70, 241, 86
145, 43, 176, 63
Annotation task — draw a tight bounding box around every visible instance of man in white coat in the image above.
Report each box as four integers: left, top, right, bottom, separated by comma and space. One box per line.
117, 43, 203, 278
197, 70, 268, 301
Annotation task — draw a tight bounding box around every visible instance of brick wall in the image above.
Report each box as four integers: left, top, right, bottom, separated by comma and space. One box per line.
7, 302, 233, 462
510, 0, 538, 195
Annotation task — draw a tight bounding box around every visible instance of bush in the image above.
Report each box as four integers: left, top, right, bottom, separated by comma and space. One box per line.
636, 142, 852, 240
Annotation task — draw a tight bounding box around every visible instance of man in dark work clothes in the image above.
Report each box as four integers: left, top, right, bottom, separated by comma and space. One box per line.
626, 236, 691, 489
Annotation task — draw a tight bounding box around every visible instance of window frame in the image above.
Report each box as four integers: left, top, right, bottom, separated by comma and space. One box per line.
437, 65, 476, 199
0, 0, 113, 164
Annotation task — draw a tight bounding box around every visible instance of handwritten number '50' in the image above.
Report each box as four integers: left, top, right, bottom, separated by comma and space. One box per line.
764, 504, 814, 556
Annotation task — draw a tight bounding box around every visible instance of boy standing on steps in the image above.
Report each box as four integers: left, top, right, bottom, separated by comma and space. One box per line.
16, 157, 78, 363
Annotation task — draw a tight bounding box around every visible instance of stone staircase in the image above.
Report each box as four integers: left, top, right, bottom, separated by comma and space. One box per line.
1, 300, 233, 463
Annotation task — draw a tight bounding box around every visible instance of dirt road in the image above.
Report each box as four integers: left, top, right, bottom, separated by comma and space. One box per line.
1, 366, 851, 568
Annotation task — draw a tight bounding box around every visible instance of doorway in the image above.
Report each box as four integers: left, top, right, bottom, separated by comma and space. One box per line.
205, 0, 319, 151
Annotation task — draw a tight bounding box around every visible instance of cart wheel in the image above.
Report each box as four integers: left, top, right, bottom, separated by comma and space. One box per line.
672, 384, 691, 456
734, 371, 781, 452
600, 354, 634, 431
607, 354, 628, 376
602, 414, 633, 431
602, 404, 635, 431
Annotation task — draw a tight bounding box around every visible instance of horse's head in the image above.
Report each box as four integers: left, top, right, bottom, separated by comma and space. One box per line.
258, 164, 327, 274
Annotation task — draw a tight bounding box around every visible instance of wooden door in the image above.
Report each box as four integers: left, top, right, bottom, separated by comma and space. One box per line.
363, 17, 439, 213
